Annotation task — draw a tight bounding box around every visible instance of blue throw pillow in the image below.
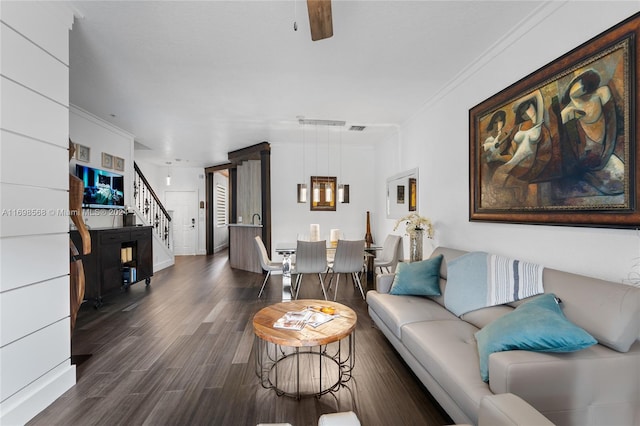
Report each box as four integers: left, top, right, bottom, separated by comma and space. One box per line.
475, 293, 597, 382
389, 254, 443, 296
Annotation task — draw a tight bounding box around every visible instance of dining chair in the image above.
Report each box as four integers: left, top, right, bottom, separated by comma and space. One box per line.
374, 234, 402, 274
255, 236, 283, 298
327, 239, 366, 300
293, 240, 328, 300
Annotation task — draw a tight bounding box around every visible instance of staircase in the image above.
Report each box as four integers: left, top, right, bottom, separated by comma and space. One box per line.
133, 163, 173, 266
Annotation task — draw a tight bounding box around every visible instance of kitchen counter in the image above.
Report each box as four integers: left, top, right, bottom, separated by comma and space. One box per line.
229, 224, 262, 273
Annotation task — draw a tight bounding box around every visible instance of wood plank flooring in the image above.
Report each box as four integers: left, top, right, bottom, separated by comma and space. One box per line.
28, 253, 452, 426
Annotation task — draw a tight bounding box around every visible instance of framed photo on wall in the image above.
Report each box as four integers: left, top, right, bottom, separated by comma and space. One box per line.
469, 12, 640, 228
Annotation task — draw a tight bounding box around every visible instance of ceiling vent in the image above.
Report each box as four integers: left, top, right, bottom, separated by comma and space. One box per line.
349, 125, 366, 131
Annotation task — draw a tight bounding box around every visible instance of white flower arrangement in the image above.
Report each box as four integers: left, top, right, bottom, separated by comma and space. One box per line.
393, 213, 434, 238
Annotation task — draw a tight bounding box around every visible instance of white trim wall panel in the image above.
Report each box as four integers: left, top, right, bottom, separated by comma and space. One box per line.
0, 234, 69, 292
1, 22, 69, 105
1, 130, 68, 189
1, 77, 68, 147
0, 184, 68, 237
0, 1, 73, 65
0, 2, 75, 424
0, 276, 69, 347
0, 318, 71, 402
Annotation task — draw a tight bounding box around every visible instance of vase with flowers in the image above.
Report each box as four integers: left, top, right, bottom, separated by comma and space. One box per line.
393, 213, 433, 262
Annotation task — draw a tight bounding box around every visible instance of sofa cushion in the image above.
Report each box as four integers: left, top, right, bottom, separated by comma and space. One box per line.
390, 254, 443, 296
402, 320, 492, 424
366, 291, 457, 339
541, 268, 640, 353
461, 305, 513, 329
475, 293, 597, 382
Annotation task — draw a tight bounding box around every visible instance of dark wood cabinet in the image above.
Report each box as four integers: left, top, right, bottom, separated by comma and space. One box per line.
71, 226, 153, 307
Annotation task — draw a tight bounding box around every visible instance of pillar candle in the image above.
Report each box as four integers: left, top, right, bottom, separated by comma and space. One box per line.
310, 224, 320, 242
330, 229, 340, 247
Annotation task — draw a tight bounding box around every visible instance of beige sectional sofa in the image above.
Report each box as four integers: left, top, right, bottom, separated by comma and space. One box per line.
366, 246, 640, 426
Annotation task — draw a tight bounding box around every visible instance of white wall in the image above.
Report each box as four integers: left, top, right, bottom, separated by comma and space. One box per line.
135, 161, 208, 255
0, 3, 76, 424
375, 2, 640, 284
270, 135, 378, 254
69, 105, 135, 229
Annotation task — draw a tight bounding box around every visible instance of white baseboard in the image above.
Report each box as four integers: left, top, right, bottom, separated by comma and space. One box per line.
0, 362, 75, 425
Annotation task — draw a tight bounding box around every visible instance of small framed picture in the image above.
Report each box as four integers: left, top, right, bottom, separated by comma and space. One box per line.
114, 156, 125, 171
75, 144, 90, 162
102, 152, 113, 169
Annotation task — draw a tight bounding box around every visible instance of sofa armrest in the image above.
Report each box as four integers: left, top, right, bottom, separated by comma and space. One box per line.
375, 273, 395, 294
478, 393, 554, 426
488, 344, 640, 424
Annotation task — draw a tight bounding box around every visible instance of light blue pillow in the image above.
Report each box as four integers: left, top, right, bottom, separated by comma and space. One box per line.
475, 293, 597, 382
389, 254, 443, 296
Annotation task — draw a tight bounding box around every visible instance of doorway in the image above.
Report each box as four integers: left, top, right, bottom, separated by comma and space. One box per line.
166, 191, 197, 255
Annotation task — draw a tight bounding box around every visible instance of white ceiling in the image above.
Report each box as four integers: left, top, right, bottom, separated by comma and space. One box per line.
68, 0, 544, 168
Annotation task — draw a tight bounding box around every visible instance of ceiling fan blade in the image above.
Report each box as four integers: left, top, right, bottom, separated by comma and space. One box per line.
307, 0, 333, 41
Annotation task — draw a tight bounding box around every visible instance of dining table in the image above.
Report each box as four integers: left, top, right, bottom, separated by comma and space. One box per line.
274, 242, 382, 301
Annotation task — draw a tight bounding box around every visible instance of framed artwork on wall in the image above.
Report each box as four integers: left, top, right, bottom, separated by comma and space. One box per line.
102, 152, 113, 169
397, 185, 405, 204
310, 176, 337, 211
409, 178, 417, 212
75, 144, 90, 162
114, 156, 125, 172
469, 12, 639, 228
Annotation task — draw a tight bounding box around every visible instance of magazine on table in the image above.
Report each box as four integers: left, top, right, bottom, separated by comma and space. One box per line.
273, 310, 312, 330
272, 307, 339, 330
305, 310, 337, 328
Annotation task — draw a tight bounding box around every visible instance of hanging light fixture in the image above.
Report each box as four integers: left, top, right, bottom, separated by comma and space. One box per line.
166, 161, 172, 186
325, 127, 331, 203
297, 122, 307, 203
313, 125, 321, 203
338, 127, 349, 203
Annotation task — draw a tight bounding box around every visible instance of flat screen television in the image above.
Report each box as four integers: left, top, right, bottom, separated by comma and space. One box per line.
76, 164, 125, 209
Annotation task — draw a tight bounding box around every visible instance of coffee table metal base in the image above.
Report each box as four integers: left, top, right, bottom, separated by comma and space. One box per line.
254, 332, 355, 399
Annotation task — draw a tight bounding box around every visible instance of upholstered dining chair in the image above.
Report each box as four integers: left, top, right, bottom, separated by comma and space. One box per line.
327, 239, 366, 300
293, 240, 328, 300
255, 236, 282, 298
373, 234, 402, 274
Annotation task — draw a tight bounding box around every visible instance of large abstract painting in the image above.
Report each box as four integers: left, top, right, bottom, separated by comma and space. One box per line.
469, 12, 639, 228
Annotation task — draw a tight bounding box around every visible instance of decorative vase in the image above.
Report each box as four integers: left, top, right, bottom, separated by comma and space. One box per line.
409, 229, 424, 262
364, 211, 374, 247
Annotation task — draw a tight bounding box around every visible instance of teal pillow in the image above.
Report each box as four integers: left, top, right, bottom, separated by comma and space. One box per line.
389, 254, 443, 296
475, 293, 597, 382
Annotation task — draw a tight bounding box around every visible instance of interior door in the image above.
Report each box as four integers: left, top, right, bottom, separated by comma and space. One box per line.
166, 191, 197, 255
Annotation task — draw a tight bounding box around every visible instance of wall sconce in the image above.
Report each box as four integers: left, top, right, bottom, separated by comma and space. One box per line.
166, 161, 172, 186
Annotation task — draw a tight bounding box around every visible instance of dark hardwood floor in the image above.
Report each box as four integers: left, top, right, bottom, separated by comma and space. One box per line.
29, 253, 452, 426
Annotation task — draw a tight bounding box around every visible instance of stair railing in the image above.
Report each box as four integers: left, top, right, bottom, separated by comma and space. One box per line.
133, 162, 172, 250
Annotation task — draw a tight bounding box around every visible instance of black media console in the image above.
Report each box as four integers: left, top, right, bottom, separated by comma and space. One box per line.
71, 226, 153, 308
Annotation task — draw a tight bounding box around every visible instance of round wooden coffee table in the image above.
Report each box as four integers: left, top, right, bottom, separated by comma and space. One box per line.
253, 299, 357, 399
